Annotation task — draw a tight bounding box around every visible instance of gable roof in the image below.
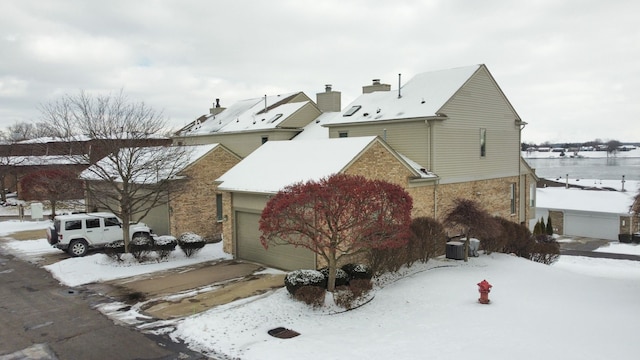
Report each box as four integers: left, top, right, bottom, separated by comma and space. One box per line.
216, 137, 427, 194
324, 64, 482, 126
537, 187, 635, 214
178, 92, 310, 136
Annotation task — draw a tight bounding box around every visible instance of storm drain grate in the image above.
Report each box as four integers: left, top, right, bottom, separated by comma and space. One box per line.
268, 327, 300, 339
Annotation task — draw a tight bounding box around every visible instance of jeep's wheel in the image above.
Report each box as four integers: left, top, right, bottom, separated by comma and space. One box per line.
68, 239, 89, 257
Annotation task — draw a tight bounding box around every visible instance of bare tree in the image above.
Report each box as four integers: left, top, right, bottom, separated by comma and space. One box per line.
4, 122, 35, 142
0, 151, 22, 202
19, 169, 82, 216
39, 90, 192, 251
606, 140, 622, 156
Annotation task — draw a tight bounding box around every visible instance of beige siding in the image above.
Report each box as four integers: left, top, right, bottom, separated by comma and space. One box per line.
138, 202, 170, 236
329, 122, 430, 167
278, 102, 321, 129
236, 211, 315, 270
434, 67, 520, 183
222, 192, 269, 254
174, 131, 299, 158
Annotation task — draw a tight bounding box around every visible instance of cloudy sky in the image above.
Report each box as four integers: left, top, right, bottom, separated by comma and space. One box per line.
1, 0, 638, 144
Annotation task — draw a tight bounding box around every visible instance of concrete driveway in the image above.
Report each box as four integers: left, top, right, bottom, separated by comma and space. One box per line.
85, 259, 286, 320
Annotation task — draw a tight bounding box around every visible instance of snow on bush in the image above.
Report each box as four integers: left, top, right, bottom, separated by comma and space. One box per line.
178, 232, 206, 257
284, 269, 325, 295
155, 235, 177, 246
178, 232, 204, 243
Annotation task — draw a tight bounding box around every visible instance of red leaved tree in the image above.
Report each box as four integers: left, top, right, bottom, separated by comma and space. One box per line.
259, 173, 413, 292
19, 169, 83, 216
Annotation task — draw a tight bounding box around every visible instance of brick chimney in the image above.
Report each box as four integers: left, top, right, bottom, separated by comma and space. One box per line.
316, 84, 341, 112
362, 79, 391, 94
209, 98, 226, 116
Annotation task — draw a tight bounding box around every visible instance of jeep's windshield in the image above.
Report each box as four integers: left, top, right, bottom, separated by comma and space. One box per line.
104, 217, 120, 227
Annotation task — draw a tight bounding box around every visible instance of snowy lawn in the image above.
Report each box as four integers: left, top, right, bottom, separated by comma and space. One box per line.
2, 220, 640, 359
170, 253, 640, 360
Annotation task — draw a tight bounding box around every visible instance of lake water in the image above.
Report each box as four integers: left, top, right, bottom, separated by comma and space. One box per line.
524, 157, 640, 181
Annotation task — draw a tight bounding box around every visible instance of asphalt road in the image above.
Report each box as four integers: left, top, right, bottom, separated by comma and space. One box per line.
0, 250, 209, 360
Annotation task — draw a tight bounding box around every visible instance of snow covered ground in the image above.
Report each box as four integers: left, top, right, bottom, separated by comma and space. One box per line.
1, 220, 640, 359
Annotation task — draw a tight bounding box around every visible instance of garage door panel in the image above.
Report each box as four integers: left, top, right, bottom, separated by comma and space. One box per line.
236, 212, 315, 270
564, 212, 619, 241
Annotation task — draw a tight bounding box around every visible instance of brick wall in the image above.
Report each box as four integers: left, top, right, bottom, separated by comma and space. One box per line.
548, 210, 564, 234
170, 146, 240, 241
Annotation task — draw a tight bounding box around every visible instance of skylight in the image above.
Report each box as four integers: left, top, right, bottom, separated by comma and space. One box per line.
343, 105, 361, 117
268, 114, 283, 123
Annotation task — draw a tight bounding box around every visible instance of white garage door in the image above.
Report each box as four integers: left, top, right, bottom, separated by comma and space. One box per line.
564, 211, 619, 241
236, 212, 315, 271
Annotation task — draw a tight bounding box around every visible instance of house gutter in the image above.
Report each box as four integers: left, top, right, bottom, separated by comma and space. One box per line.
323, 115, 447, 128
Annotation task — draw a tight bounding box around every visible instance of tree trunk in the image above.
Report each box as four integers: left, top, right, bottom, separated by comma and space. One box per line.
464, 231, 469, 262
0, 176, 6, 202
327, 254, 337, 292
123, 221, 131, 253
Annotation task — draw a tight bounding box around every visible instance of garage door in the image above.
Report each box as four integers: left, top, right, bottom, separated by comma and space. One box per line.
564, 211, 619, 241
236, 212, 315, 270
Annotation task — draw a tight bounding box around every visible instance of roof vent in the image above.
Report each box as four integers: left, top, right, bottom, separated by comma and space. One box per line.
372, 79, 381, 85
325, 84, 332, 92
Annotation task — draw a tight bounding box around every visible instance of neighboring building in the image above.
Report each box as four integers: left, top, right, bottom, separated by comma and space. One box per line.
85, 144, 241, 240
211, 64, 536, 270
173, 92, 322, 157
0, 136, 171, 200
536, 187, 637, 241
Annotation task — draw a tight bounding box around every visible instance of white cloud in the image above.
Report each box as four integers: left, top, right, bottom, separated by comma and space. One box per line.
0, 0, 639, 144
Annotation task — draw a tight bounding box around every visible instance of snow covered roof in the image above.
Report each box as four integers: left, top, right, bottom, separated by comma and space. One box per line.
180, 93, 308, 135
291, 112, 335, 141
17, 136, 91, 143
81, 144, 219, 184
5, 155, 88, 166
217, 136, 426, 194
16, 133, 168, 143
537, 186, 636, 214
324, 65, 481, 126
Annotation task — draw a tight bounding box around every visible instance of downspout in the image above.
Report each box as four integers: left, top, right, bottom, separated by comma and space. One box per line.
516, 119, 528, 224
428, 119, 437, 219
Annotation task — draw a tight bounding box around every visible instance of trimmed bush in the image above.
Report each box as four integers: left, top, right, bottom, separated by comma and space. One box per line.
177, 232, 206, 257
367, 247, 406, 276
154, 235, 177, 260
334, 279, 373, 309
284, 270, 325, 295
293, 285, 325, 308
481, 217, 511, 254
348, 278, 373, 298
529, 234, 560, 265
130, 235, 153, 261
407, 216, 447, 265
104, 240, 125, 261
319, 267, 349, 287
341, 263, 373, 280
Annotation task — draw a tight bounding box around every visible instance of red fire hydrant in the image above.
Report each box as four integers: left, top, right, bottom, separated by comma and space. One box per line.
477, 280, 492, 304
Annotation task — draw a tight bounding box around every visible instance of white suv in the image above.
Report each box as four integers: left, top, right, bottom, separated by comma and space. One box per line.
46, 212, 153, 257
